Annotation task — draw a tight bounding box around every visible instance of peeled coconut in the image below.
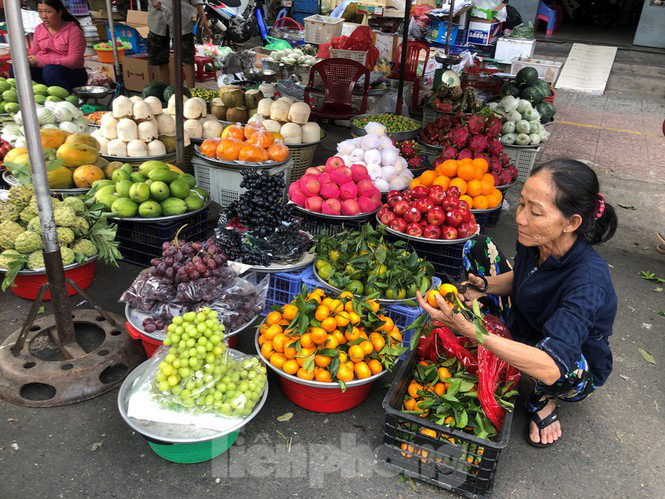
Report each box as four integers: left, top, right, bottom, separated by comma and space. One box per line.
117, 118, 138, 142
270, 99, 290, 122
156, 113, 176, 135
138, 120, 158, 142
184, 98, 207, 120
287, 102, 311, 125
127, 139, 148, 157
129, 96, 143, 104
167, 94, 189, 116
262, 119, 282, 133
184, 119, 203, 139
112, 96, 133, 119
100, 113, 118, 140
147, 139, 167, 156
107, 139, 127, 157
90, 130, 109, 155
278, 96, 294, 106
257, 98, 273, 117
133, 100, 154, 121
280, 122, 301, 145
202, 120, 223, 139
301, 122, 321, 144
144, 96, 163, 116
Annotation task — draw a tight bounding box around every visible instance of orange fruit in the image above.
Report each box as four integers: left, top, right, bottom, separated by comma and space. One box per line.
360, 340, 374, 355
427, 289, 442, 307
264, 323, 282, 341
449, 177, 467, 195
432, 175, 450, 189
369, 332, 386, 353
339, 290, 354, 299
348, 311, 361, 325
419, 170, 438, 187
459, 194, 473, 209
283, 340, 298, 359
338, 351, 348, 363
472, 158, 488, 173
367, 299, 380, 314
321, 317, 337, 333
269, 352, 286, 369
400, 442, 415, 458
438, 159, 458, 178
368, 359, 383, 375
389, 329, 402, 344
438, 367, 451, 381
348, 344, 365, 362
300, 333, 314, 348
239, 144, 269, 163
344, 301, 355, 314
324, 335, 339, 349
415, 400, 430, 418
336, 364, 354, 382
282, 359, 299, 375
335, 311, 351, 328
310, 327, 327, 345
433, 383, 446, 396
482, 173, 495, 185
216, 138, 243, 161
247, 129, 274, 148
420, 427, 438, 438
345, 327, 361, 343
322, 297, 332, 306
297, 367, 315, 380
243, 121, 265, 140
473, 195, 489, 210
272, 333, 287, 353
314, 305, 330, 321
466, 179, 482, 197
380, 316, 394, 332
474, 165, 485, 181
480, 178, 495, 195
408, 382, 423, 399
332, 330, 346, 345
221, 124, 245, 141
354, 361, 372, 379
260, 341, 274, 359
266, 311, 283, 325
314, 354, 331, 368
296, 347, 314, 367
404, 398, 417, 411
460, 157, 473, 165
409, 179, 422, 190
457, 163, 476, 182
328, 299, 343, 314
282, 304, 298, 321
315, 370, 332, 382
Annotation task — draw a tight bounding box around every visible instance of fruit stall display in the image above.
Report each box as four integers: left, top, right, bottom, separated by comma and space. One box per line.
1, 100, 88, 147
418, 113, 518, 187
426, 84, 484, 114
198, 122, 290, 165
215, 170, 313, 268
393, 138, 429, 174
119, 309, 268, 463
491, 95, 551, 147
94, 96, 185, 158
351, 114, 421, 140
164, 95, 224, 142
312, 224, 435, 301
247, 96, 323, 145
0, 78, 79, 116
287, 156, 383, 217
121, 235, 267, 354
0, 185, 120, 295
377, 186, 479, 242
255, 286, 405, 412
87, 160, 207, 219
210, 85, 266, 123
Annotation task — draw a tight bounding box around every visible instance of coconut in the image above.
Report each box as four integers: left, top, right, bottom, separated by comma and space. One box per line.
301, 122, 321, 144
133, 100, 154, 121
184, 98, 207, 120
226, 107, 248, 123
244, 89, 264, 110
202, 120, 223, 139
270, 99, 290, 122
221, 87, 245, 108
167, 94, 189, 116
159, 134, 176, 153
287, 102, 311, 125
117, 118, 138, 142
257, 98, 273, 117
262, 120, 282, 133
280, 123, 302, 145
147, 139, 166, 156
156, 113, 176, 135
99, 113, 118, 140
112, 96, 133, 119
138, 121, 158, 142
144, 96, 163, 116
107, 139, 127, 157
184, 119, 203, 139
127, 139, 148, 157
210, 98, 227, 120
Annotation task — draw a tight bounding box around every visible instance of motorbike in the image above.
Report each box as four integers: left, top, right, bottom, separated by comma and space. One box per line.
196, 0, 268, 45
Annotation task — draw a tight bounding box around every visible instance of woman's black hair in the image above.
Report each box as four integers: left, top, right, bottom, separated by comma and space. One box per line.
38, 0, 82, 29
530, 159, 618, 245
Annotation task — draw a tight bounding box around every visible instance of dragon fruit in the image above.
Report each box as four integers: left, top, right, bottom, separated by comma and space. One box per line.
488, 138, 503, 157
450, 126, 470, 148
469, 135, 489, 153
489, 156, 502, 173
408, 156, 425, 169
441, 146, 458, 161
468, 114, 486, 135
490, 171, 500, 184
456, 149, 473, 160
485, 115, 502, 138
500, 153, 512, 166
499, 170, 513, 185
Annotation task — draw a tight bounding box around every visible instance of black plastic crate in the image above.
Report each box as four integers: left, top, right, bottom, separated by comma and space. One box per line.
293, 211, 373, 237
385, 233, 465, 281
115, 208, 210, 267
473, 205, 503, 234
379, 348, 514, 498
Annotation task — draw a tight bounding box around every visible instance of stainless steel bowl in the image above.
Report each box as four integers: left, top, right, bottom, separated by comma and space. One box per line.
72, 85, 114, 99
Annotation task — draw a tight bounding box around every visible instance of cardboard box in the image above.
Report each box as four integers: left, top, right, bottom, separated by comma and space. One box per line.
467, 18, 503, 46
494, 37, 535, 63
470, 2, 506, 21
123, 53, 182, 91
426, 19, 461, 45
106, 10, 149, 55
372, 32, 400, 61
84, 55, 116, 82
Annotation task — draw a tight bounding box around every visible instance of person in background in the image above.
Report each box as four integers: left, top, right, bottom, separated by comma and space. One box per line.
148, 0, 210, 88
22, 0, 87, 91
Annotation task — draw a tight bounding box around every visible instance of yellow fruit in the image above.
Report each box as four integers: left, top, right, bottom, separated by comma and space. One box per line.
56, 143, 100, 169
40, 129, 70, 149
72, 165, 104, 188
64, 132, 101, 151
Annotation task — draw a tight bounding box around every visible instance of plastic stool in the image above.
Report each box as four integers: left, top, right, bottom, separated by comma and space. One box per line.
535, 1, 560, 36
194, 56, 216, 82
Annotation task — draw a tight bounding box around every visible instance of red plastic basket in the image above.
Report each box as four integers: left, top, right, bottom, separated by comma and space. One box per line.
277, 375, 375, 413
544, 85, 556, 104
272, 16, 304, 31
10, 259, 97, 301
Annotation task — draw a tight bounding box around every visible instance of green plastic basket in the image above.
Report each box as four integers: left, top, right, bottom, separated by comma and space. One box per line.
148, 431, 240, 464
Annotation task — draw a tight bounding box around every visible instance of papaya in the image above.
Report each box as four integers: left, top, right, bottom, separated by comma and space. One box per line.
64, 132, 101, 151
47, 166, 74, 189
94, 156, 109, 169
56, 143, 100, 169
3, 147, 30, 166
40, 129, 70, 149
148, 168, 179, 183
73, 165, 104, 188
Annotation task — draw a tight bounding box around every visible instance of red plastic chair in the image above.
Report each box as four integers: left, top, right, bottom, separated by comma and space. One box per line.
304, 58, 370, 121
392, 41, 430, 110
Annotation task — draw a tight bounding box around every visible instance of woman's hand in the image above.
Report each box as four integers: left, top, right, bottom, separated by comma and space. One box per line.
416, 291, 474, 338
460, 273, 487, 307
28, 55, 38, 66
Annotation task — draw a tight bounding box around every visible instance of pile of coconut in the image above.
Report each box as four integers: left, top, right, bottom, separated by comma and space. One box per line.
245, 96, 322, 146
93, 96, 191, 157
164, 94, 225, 141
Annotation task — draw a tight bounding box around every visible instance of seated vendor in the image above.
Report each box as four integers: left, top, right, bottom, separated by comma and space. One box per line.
418, 159, 618, 448
23, 0, 87, 92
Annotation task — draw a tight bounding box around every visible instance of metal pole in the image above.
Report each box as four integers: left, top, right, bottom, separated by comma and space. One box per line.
6, 0, 76, 347
173, 0, 185, 168
105, 0, 122, 80
445, 0, 455, 55
395, 0, 412, 116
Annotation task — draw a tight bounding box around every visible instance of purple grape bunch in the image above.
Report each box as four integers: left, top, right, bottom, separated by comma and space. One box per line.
149, 237, 229, 284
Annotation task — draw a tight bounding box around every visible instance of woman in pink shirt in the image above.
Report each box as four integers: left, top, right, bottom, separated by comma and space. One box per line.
20, 0, 87, 91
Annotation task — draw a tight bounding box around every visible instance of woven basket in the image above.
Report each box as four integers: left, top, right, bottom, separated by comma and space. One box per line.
287, 132, 327, 184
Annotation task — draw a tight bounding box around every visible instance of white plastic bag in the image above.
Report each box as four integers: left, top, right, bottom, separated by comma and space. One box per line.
471, 0, 508, 22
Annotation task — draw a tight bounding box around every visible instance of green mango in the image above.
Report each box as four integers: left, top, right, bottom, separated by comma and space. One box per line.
169, 180, 190, 199
4, 102, 19, 114
94, 184, 118, 200
138, 160, 169, 175
149, 181, 170, 201
115, 179, 133, 198
6, 78, 16, 87
148, 168, 179, 183
46, 95, 62, 103
96, 193, 118, 210
2, 89, 17, 103
32, 83, 48, 95
0, 81, 10, 94
179, 173, 197, 188
130, 172, 146, 183
138, 200, 162, 218
184, 193, 204, 211
47, 85, 69, 99
111, 169, 131, 182
160, 198, 188, 216
34, 95, 47, 105
65, 95, 79, 105
111, 198, 139, 218
129, 182, 150, 203
120, 163, 134, 174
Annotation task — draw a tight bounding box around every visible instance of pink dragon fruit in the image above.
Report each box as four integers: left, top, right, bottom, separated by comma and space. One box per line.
400, 142, 416, 159
489, 156, 502, 173
498, 170, 513, 185
469, 135, 489, 154
488, 138, 503, 157
441, 146, 458, 161
500, 153, 512, 166
490, 171, 500, 185
456, 149, 473, 160
468, 114, 486, 135
506, 165, 518, 180
450, 125, 470, 148
485, 115, 502, 139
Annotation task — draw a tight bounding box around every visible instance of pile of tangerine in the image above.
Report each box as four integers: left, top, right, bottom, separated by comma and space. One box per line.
410, 158, 503, 210
200, 122, 289, 163
257, 288, 404, 384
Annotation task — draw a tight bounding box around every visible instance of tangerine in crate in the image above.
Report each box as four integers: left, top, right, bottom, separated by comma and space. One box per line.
256, 287, 407, 412
216, 138, 243, 161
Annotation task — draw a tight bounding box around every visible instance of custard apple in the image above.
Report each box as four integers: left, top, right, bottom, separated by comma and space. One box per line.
61, 246, 75, 266
57, 227, 75, 245
19, 208, 37, 224
0, 221, 25, 250
53, 206, 76, 227
0, 249, 22, 269
62, 196, 86, 215
8, 185, 34, 208
28, 195, 60, 215
27, 251, 45, 270
14, 230, 43, 254
72, 238, 96, 258
72, 216, 90, 234
27, 216, 41, 232
0, 203, 21, 222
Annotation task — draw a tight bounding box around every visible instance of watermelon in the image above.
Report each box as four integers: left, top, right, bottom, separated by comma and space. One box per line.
520, 86, 544, 105
515, 67, 539, 88
533, 79, 552, 97
142, 81, 168, 101
536, 102, 556, 123
500, 82, 521, 98
163, 85, 191, 103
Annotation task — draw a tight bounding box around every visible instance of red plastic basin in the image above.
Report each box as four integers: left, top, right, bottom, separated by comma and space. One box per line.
10, 259, 97, 301
277, 375, 375, 413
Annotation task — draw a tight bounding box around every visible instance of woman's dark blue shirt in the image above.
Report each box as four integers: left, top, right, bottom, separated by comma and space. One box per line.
506, 237, 617, 386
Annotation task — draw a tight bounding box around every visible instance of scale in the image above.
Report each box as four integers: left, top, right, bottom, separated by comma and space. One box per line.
73, 85, 114, 113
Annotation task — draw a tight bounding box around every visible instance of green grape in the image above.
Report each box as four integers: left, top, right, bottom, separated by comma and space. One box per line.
156, 372, 166, 383
158, 381, 170, 392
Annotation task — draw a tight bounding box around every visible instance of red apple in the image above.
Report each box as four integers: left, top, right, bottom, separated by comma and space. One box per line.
415, 198, 432, 214
404, 207, 422, 224
442, 196, 460, 211
393, 200, 410, 217
411, 185, 430, 200
457, 223, 471, 238
458, 202, 471, 223
387, 193, 403, 209
468, 218, 478, 234
442, 226, 459, 240
446, 186, 461, 199
423, 224, 442, 239
426, 206, 445, 226
389, 218, 407, 233
429, 184, 444, 193
387, 189, 402, 200
419, 219, 428, 227
445, 209, 463, 228
428, 190, 445, 206
379, 211, 396, 225
406, 223, 423, 237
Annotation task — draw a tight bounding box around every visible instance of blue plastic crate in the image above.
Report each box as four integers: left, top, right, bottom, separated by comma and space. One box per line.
264, 267, 313, 312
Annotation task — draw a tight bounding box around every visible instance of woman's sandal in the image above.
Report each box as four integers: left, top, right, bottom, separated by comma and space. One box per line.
525, 406, 560, 448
